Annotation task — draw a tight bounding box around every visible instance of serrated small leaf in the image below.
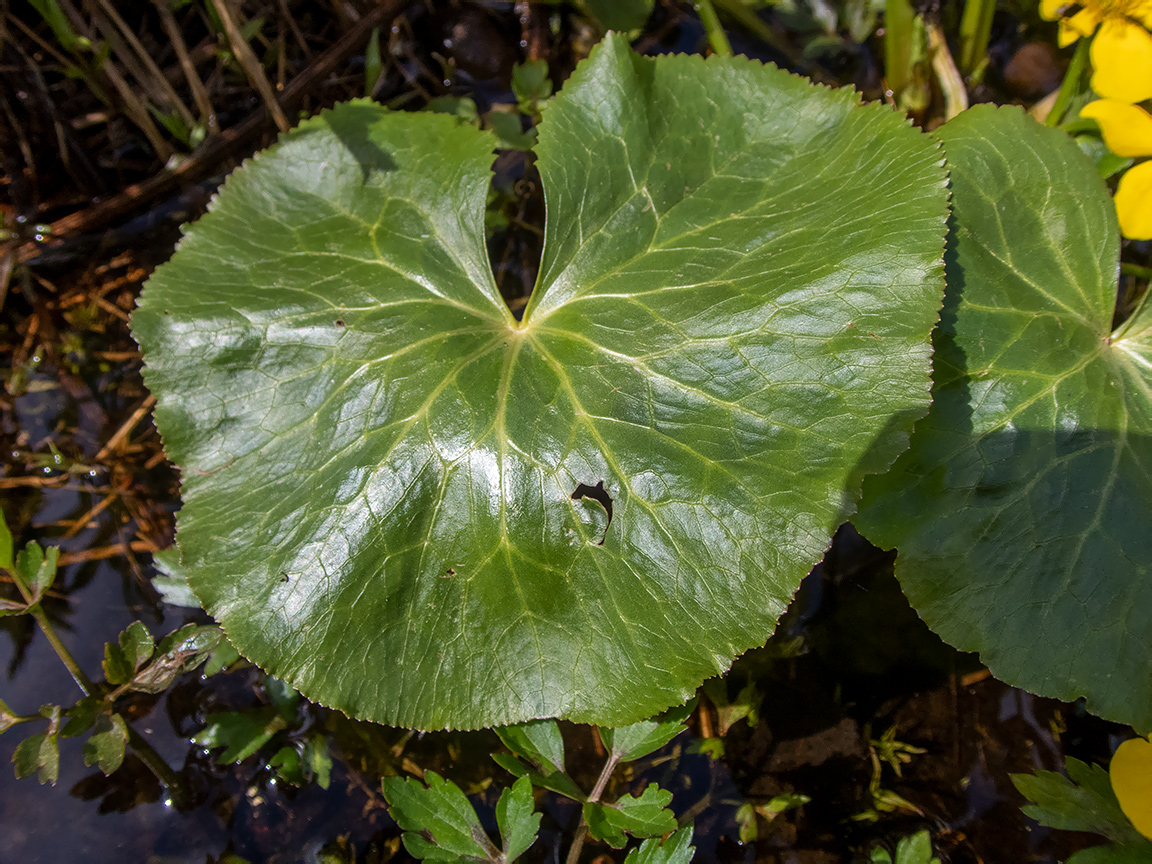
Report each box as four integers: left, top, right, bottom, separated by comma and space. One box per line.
382, 771, 498, 862
16, 542, 58, 600
193, 706, 287, 764
104, 621, 154, 684
601, 701, 693, 764
1012, 757, 1143, 844
497, 776, 540, 862
0, 508, 14, 573
584, 784, 677, 848
496, 719, 566, 774
13, 722, 59, 785
622, 826, 694, 864
134, 35, 949, 730
61, 696, 103, 737
83, 713, 128, 775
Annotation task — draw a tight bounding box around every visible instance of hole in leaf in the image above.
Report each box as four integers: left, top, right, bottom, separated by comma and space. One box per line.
570, 481, 613, 545
335, 318, 345, 328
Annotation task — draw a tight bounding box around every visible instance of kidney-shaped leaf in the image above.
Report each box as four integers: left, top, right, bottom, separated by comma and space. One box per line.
132, 35, 947, 730
856, 105, 1152, 730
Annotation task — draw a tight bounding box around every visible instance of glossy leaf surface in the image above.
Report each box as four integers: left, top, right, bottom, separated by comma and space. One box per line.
855, 106, 1152, 729
134, 35, 948, 729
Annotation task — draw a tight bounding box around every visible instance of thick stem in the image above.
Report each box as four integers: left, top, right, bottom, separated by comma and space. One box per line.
693, 0, 734, 57
1045, 37, 1090, 127
564, 751, 621, 864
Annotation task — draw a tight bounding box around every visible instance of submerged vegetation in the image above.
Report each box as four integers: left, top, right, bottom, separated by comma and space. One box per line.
3, 0, 1152, 861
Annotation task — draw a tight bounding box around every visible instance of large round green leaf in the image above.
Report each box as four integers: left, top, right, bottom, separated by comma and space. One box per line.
133, 35, 948, 730
856, 105, 1152, 730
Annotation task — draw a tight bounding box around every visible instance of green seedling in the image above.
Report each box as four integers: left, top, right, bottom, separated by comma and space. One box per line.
383, 706, 694, 862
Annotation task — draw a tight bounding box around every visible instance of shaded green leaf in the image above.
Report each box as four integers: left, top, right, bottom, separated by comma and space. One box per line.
15, 542, 58, 600
83, 713, 128, 775
601, 701, 693, 763
193, 706, 287, 764
1068, 844, 1152, 863
584, 784, 677, 848
133, 35, 948, 730
61, 696, 103, 737
1012, 757, 1144, 844
577, 0, 654, 31
855, 105, 1152, 729
512, 60, 552, 117
496, 719, 566, 774
497, 776, 540, 862
623, 826, 694, 864
104, 621, 154, 685
305, 734, 332, 789
382, 771, 498, 862
702, 678, 761, 735
13, 706, 60, 785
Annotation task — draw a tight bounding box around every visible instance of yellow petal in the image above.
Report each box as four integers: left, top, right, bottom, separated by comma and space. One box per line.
1111, 737, 1152, 839
1116, 161, 1152, 241
1040, 0, 1068, 20
1058, 19, 1082, 47
1081, 100, 1152, 157
1091, 20, 1152, 103
1067, 6, 1101, 38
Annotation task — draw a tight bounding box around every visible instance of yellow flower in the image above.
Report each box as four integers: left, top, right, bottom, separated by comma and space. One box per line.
1081, 99, 1152, 155
1080, 99, 1152, 238
1041, 0, 1152, 102
1111, 736, 1152, 839
1115, 161, 1152, 239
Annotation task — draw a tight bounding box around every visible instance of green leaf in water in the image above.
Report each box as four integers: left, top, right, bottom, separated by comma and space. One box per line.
584, 784, 677, 848
382, 770, 498, 862
496, 775, 541, 862
133, 35, 948, 730
83, 713, 128, 775
856, 105, 1152, 730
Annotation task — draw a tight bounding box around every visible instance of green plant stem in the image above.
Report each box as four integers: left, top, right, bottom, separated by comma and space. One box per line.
7, 562, 189, 803
127, 726, 189, 805
564, 750, 621, 864
693, 0, 733, 57
709, 0, 804, 66
1121, 263, 1152, 281
8, 568, 96, 696
957, 0, 995, 78
884, 0, 917, 96
1045, 37, 1091, 126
